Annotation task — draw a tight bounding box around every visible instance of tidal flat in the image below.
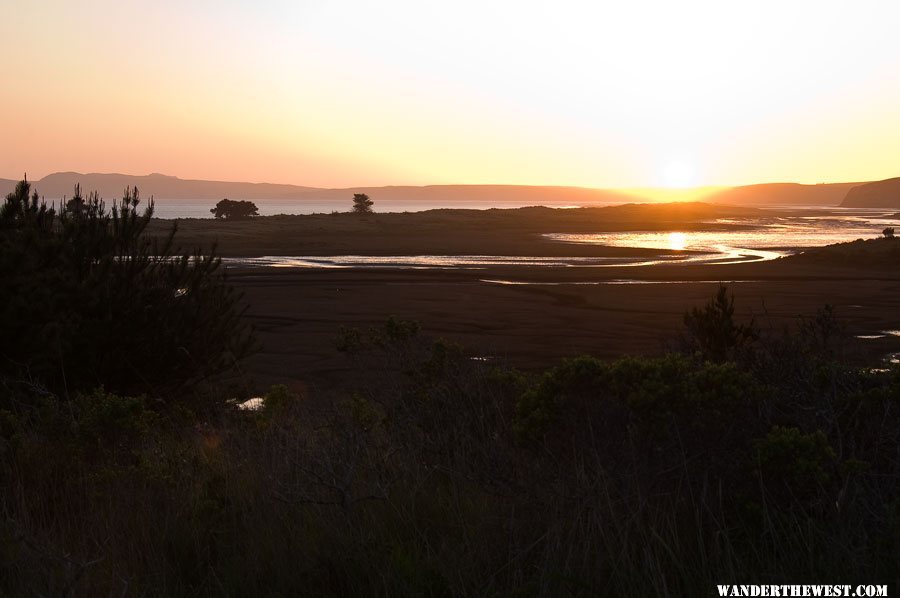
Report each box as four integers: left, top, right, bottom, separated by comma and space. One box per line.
147, 203, 900, 389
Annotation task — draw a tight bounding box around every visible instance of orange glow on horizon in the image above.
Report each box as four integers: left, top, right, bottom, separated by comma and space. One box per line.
3, 1, 900, 189
617, 187, 728, 203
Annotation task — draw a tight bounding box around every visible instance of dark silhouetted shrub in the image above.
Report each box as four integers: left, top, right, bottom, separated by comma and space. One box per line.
210, 198, 259, 219
753, 425, 837, 508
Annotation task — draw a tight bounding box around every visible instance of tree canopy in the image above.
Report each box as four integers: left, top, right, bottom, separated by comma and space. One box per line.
211, 198, 259, 219
0, 178, 255, 400
352, 193, 373, 214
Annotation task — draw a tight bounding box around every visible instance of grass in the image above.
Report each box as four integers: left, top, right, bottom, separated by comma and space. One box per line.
2, 306, 899, 596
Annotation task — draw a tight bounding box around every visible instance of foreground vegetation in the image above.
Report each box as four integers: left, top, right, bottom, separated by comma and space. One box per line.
3, 302, 899, 595
0, 179, 253, 398
1, 180, 898, 595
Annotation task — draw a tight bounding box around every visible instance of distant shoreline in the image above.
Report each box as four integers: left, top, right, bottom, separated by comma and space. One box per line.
5, 171, 885, 209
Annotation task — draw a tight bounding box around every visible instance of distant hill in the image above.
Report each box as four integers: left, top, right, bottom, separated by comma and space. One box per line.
705, 182, 860, 206
0, 172, 879, 208
0, 173, 640, 206
289, 185, 637, 206
0, 172, 321, 201
840, 177, 900, 208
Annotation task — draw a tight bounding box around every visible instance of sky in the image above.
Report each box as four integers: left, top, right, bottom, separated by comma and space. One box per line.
2, 0, 900, 189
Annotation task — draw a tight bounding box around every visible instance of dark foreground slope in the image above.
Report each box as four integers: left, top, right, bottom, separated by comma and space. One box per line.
4, 285, 900, 595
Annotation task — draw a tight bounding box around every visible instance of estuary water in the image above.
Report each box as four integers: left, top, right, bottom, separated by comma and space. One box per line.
223, 208, 897, 269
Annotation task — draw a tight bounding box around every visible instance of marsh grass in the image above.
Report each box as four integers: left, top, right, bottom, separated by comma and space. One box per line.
2, 307, 899, 596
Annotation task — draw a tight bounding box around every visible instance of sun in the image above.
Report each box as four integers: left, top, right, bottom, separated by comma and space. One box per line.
661, 160, 697, 189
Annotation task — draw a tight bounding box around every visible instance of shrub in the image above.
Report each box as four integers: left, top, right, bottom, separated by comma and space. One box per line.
753, 425, 837, 507
74, 387, 157, 450
210, 198, 259, 219
336, 316, 420, 353
514, 353, 760, 477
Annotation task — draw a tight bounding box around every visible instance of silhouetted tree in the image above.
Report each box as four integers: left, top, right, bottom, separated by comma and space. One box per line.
0, 179, 255, 400
883, 227, 895, 238
211, 198, 259, 219
352, 193, 373, 214
64, 183, 86, 214
682, 285, 757, 362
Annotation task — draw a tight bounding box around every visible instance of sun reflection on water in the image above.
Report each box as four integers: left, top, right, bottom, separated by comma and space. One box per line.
668, 232, 687, 251
222, 211, 893, 271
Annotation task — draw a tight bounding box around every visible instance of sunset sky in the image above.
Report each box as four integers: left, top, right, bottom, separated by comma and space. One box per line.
3, 0, 900, 188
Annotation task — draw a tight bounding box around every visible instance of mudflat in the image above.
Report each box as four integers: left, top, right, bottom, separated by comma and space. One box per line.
230, 262, 900, 390
147, 202, 764, 257
147, 203, 900, 389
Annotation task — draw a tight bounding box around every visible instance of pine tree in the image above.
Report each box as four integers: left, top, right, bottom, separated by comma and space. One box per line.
0, 179, 255, 400
352, 193, 373, 214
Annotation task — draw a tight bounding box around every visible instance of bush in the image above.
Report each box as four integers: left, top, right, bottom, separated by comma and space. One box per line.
753, 425, 836, 506
210, 198, 259, 219
514, 353, 761, 490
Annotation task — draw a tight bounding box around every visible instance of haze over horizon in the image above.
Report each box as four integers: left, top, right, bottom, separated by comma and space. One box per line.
0, 169, 863, 190
4, 1, 900, 189
0, 168, 875, 190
